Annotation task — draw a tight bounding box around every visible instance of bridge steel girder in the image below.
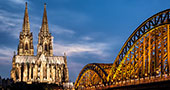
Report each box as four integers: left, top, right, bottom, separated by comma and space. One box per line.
74, 9, 170, 89
74, 63, 112, 89
108, 9, 170, 83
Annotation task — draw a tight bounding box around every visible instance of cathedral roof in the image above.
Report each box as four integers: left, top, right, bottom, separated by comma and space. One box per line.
15, 55, 65, 64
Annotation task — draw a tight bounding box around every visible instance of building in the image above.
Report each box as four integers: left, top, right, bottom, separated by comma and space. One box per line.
0, 76, 13, 90
10, 2, 69, 85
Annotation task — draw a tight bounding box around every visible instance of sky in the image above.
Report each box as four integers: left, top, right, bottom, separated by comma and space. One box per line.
0, 0, 170, 82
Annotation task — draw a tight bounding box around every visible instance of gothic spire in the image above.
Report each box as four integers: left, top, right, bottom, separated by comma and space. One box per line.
18, 2, 34, 56
37, 3, 53, 56
41, 3, 49, 33
22, 2, 30, 33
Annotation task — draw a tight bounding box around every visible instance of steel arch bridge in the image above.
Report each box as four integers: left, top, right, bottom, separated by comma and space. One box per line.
74, 63, 112, 89
75, 9, 170, 89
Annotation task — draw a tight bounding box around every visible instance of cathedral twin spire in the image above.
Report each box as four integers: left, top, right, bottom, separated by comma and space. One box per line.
18, 2, 33, 55
41, 3, 49, 33
38, 3, 53, 56
22, 2, 30, 33
17, 2, 53, 56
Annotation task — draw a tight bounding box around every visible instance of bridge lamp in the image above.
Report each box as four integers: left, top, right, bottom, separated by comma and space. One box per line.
118, 78, 121, 81
156, 71, 159, 75
135, 75, 138, 79
126, 77, 129, 80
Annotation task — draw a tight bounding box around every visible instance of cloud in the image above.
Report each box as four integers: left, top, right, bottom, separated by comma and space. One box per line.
67, 61, 84, 82
0, 9, 22, 38
53, 42, 110, 58
81, 36, 93, 41
8, 0, 26, 5
0, 47, 14, 56
51, 9, 91, 26
0, 47, 15, 65
0, 9, 77, 39
50, 25, 75, 35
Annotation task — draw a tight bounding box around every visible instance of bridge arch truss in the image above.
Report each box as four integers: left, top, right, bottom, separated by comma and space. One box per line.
75, 9, 170, 89
74, 63, 112, 89
107, 9, 170, 83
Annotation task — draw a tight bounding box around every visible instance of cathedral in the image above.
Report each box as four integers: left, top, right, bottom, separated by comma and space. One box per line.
10, 3, 69, 85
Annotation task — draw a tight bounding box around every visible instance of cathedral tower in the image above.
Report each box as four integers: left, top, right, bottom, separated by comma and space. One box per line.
37, 3, 53, 56
17, 2, 34, 55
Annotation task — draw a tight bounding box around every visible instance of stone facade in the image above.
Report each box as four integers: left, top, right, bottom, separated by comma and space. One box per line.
10, 3, 69, 85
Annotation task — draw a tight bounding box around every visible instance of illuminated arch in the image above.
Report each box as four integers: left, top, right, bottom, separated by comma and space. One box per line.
107, 9, 170, 82
74, 9, 170, 89
74, 63, 112, 89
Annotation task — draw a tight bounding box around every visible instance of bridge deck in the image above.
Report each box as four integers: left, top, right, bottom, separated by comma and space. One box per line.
82, 75, 170, 90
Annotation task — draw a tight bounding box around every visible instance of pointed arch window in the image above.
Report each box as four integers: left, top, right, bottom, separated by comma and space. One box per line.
45, 43, 48, 51
25, 43, 28, 50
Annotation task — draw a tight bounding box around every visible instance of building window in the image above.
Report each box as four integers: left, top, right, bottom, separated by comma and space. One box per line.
25, 43, 28, 50
45, 44, 48, 51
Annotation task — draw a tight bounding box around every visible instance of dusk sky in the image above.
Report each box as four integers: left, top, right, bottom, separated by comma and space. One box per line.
0, 0, 170, 82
